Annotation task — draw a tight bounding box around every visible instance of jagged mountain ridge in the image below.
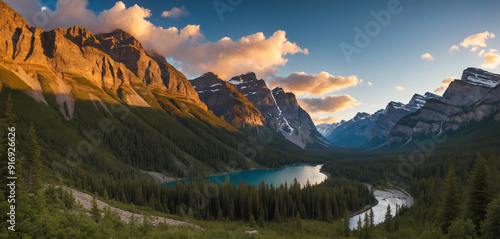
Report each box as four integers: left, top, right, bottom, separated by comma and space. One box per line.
386, 67, 500, 146
228, 73, 330, 148
0, 0, 313, 177
189, 72, 265, 129
272, 87, 331, 148
316, 122, 342, 137
325, 92, 440, 148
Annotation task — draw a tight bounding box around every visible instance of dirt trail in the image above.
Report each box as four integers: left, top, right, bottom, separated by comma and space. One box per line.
66, 187, 202, 229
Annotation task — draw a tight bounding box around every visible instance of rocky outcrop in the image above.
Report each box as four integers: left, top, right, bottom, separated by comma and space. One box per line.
386, 68, 500, 146
272, 87, 331, 147
96, 30, 205, 108
190, 72, 265, 128
228, 73, 330, 148
0, 0, 205, 111
229, 73, 284, 128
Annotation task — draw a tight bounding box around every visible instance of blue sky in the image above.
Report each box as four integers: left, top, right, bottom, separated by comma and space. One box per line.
13, 0, 500, 123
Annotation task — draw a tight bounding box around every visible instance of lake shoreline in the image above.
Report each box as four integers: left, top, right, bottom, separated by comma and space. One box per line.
149, 163, 326, 184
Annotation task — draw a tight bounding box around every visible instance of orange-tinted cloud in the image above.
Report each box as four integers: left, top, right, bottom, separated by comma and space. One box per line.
394, 86, 405, 91
5, 0, 307, 79
460, 31, 495, 48
482, 49, 500, 69
434, 77, 456, 94
421, 53, 434, 61
311, 116, 341, 124
449, 45, 459, 53
298, 95, 359, 114
176, 31, 308, 79
268, 71, 358, 95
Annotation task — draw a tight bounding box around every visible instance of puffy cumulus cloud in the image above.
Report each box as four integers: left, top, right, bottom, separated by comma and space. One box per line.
311, 116, 340, 125
394, 86, 405, 91
460, 31, 495, 48
267, 71, 358, 95
4, 0, 307, 79
298, 95, 359, 114
434, 77, 456, 94
367, 82, 373, 86
421, 53, 435, 61
449, 45, 460, 53
482, 49, 500, 69
471, 46, 478, 52
175, 31, 308, 79
161, 6, 189, 18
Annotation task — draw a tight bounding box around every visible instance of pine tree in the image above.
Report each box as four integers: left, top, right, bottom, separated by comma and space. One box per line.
23, 123, 42, 192
295, 211, 302, 230
466, 154, 490, 231
481, 196, 500, 239
342, 210, 351, 237
357, 216, 362, 230
369, 208, 374, 227
437, 164, 460, 233
385, 204, 392, 222
90, 196, 100, 222
103, 188, 109, 200
363, 211, 369, 228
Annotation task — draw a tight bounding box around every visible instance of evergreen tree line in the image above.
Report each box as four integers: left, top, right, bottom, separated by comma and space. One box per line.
321, 147, 500, 238
70, 168, 375, 223
437, 155, 500, 238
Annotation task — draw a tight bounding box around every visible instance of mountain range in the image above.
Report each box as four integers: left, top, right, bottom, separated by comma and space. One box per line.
0, 1, 327, 178
320, 67, 500, 149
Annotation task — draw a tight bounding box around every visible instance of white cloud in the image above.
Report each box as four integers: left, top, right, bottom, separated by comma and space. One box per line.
482, 49, 500, 69
471, 46, 478, 52
434, 77, 456, 94
367, 81, 372, 86
394, 86, 405, 91
268, 71, 358, 95
4, 0, 308, 79
421, 53, 435, 61
449, 45, 459, 53
161, 6, 189, 19
298, 95, 359, 114
478, 49, 485, 57
459, 31, 495, 48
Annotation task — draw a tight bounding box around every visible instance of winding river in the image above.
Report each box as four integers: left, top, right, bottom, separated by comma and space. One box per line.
349, 188, 414, 229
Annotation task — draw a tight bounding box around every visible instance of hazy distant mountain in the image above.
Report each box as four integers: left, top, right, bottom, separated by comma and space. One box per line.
324, 93, 440, 148
386, 67, 500, 146
316, 122, 342, 137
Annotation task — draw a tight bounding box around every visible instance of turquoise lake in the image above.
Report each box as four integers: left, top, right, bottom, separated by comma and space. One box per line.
168, 164, 327, 187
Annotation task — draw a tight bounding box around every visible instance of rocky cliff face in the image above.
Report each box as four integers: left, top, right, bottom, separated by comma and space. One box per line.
190, 72, 265, 128
228, 73, 329, 148
228, 73, 284, 128
0, 0, 205, 113
272, 87, 331, 147
386, 68, 500, 146
95, 30, 204, 107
